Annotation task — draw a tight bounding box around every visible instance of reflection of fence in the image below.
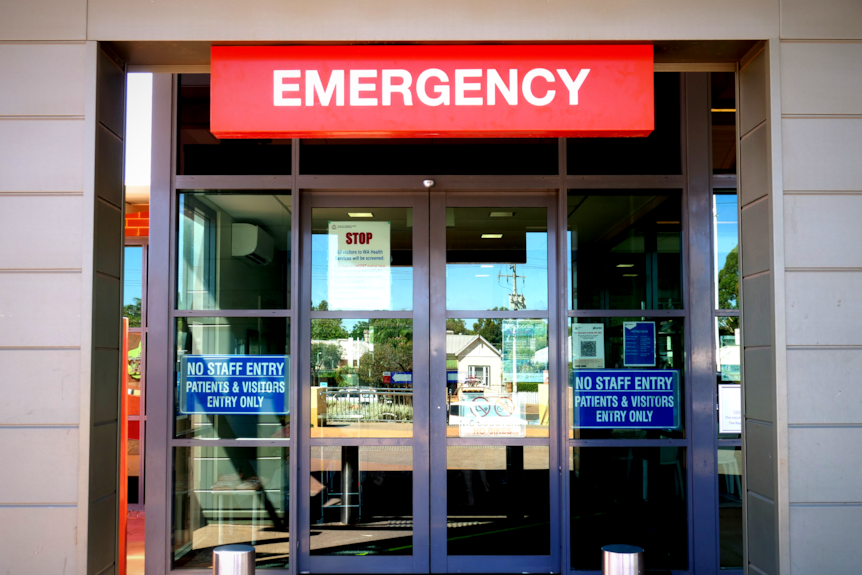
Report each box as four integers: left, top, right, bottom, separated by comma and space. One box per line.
516, 391, 539, 405
323, 387, 413, 423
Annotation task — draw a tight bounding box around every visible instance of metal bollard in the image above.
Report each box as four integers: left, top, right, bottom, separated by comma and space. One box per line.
213, 544, 255, 575
601, 544, 644, 575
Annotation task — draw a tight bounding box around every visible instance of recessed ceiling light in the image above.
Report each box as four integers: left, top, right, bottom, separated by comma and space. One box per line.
622, 273, 638, 277
480, 265, 493, 268
711, 108, 736, 113
657, 221, 680, 224
616, 264, 634, 268
481, 234, 503, 239
348, 212, 374, 218
489, 211, 514, 218
475, 274, 490, 277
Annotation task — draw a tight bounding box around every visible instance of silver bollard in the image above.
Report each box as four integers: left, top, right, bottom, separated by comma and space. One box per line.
601, 544, 644, 575
213, 544, 255, 575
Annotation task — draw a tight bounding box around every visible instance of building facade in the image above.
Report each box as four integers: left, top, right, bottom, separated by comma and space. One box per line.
1, 1, 861, 575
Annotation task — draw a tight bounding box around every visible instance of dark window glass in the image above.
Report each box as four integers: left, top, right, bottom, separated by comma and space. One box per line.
300, 138, 557, 175
570, 446, 687, 570
448, 446, 550, 555
567, 73, 681, 175
177, 74, 291, 175
310, 446, 413, 555
172, 446, 290, 569
712, 72, 737, 174
718, 446, 743, 569
714, 190, 739, 310
567, 191, 682, 310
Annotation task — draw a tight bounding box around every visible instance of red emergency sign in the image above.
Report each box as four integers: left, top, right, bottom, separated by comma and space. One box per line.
211, 45, 654, 138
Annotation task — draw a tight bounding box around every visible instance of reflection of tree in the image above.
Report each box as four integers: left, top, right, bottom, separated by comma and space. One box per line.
370, 318, 413, 343
359, 336, 413, 386
446, 318, 468, 334
311, 301, 349, 339
718, 245, 739, 331
123, 297, 142, 328
349, 320, 369, 341
311, 342, 342, 384
471, 307, 508, 347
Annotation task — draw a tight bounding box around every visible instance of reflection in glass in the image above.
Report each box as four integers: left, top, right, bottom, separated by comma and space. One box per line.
712, 72, 737, 175
445, 319, 549, 438
175, 317, 290, 439
173, 446, 289, 569
124, 246, 143, 326
446, 208, 548, 310
567, 191, 682, 310
570, 446, 687, 570
569, 317, 685, 439
718, 446, 743, 569
714, 191, 739, 310
177, 192, 291, 310
311, 208, 413, 311
311, 319, 413, 438
717, 316, 742, 437
447, 446, 550, 555
310, 446, 413, 555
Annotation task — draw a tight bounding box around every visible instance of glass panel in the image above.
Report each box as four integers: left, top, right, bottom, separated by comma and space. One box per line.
177, 74, 291, 176
718, 446, 743, 569
124, 246, 143, 326
570, 446, 687, 570
446, 207, 548, 310
567, 191, 682, 310
569, 317, 685, 439
177, 192, 291, 310
717, 317, 741, 439
300, 139, 557, 175
310, 446, 413, 555
567, 73, 681, 175
172, 446, 289, 569
311, 208, 413, 311
447, 446, 550, 555
127, 331, 142, 416
445, 319, 549, 438
311, 318, 413, 438
128, 420, 141, 504
715, 191, 739, 310
174, 317, 290, 439
712, 72, 737, 175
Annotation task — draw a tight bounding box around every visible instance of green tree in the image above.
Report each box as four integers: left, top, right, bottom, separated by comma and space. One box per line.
471, 307, 507, 347
369, 318, 413, 343
349, 320, 370, 341
718, 246, 739, 331
311, 300, 349, 340
123, 297, 142, 328
446, 318, 468, 334
359, 336, 413, 386
311, 342, 342, 384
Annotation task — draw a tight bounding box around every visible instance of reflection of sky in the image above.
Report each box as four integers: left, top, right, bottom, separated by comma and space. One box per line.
446, 233, 548, 310
715, 194, 739, 280
124, 246, 143, 306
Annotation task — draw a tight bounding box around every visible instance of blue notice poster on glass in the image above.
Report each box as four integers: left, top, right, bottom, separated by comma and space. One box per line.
179, 355, 289, 415
623, 321, 656, 367
571, 369, 680, 429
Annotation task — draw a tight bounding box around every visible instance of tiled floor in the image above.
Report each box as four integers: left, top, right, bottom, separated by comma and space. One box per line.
127, 511, 145, 575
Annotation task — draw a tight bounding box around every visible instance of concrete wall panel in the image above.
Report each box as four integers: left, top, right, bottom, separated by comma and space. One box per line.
89, 422, 118, 501
741, 196, 771, 276
740, 49, 767, 136
93, 274, 121, 350
94, 199, 122, 278
785, 271, 862, 346
0, 0, 86, 40
0, 427, 78, 503
744, 346, 775, 424
780, 42, 862, 115
0, 507, 77, 574
0, 43, 87, 116
780, 0, 862, 40
92, 348, 120, 426
97, 49, 126, 139
0, 195, 83, 270
790, 506, 862, 574
788, 349, 862, 424
784, 194, 862, 268
789, 427, 862, 502
783, 118, 862, 191
747, 493, 777, 575
87, 494, 117, 575
742, 272, 773, 348
746, 420, 776, 499
739, 122, 770, 206
0, 272, 81, 347
95, 125, 124, 208
0, 349, 80, 425
0, 119, 84, 193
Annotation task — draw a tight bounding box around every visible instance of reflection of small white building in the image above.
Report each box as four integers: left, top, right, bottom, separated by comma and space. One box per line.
446, 333, 503, 393
310, 338, 373, 368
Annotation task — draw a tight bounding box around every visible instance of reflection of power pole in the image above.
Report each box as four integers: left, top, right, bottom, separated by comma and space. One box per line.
499, 264, 527, 310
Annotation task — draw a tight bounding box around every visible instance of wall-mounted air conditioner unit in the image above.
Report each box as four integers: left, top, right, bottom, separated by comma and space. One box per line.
231, 223, 274, 266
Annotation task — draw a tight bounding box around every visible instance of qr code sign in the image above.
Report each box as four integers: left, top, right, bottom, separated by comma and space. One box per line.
580, 340, 597, 357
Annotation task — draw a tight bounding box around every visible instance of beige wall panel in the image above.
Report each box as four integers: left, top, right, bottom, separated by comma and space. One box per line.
783, 118, 862, 191
0, 507, 77, 574
784, 194, 862, 268
744, 346, 774, 423
742, 272, 773, 347
95, 125, 125, 208
746, 419, 776, 499
739, 122, 770, 206
89, 422, 118, 501
87, 493, 117, 575
0, 43, 86, 116
747, 493, 777, 575
94, 199, 122, 278
741, 196, 770, 276
93, 274, 121, 350
0, 0, 86, 40
0, 195, 83, 270
740, 49, 767, 136
781, 0, 862, 40
0, 273, 81, 347
785, 271, 862, 346
0, 349, 80, 425
788, 349, 862, 424
87, 0, 778, 41
0, 119, 84, 193
0, 427, 78, 503
790, 506, 862, 574
92, 348, 120, 425
780, 42, 862, 115
789, 427, 862, 502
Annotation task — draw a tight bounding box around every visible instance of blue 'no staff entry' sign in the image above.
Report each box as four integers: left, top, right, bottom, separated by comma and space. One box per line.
179, 355, 289, 415
571, 369, 680, 429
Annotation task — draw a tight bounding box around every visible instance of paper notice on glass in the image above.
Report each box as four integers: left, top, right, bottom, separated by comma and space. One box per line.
718, 384, 742, 433
572, 323, 604, 368
327, 221, 391, 310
